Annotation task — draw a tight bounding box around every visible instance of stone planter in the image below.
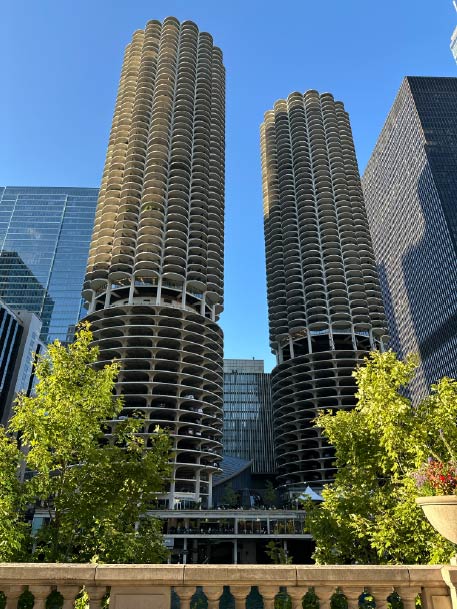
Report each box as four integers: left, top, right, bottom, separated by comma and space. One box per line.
416, 495, 457, 543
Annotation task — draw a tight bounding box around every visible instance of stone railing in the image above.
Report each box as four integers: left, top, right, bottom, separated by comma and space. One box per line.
1, 564, 457, 609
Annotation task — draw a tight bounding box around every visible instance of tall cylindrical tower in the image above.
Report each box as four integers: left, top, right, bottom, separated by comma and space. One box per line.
261, 91, 386, 490
83, 17, 225, 508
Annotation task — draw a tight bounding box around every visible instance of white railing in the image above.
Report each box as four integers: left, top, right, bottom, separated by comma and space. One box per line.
0, 564, 456, 609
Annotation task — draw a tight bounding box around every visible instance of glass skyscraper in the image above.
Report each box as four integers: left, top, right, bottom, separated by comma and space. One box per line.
362, 77, 457, 401
0, 187, 98, 343
223, 359, 275, 475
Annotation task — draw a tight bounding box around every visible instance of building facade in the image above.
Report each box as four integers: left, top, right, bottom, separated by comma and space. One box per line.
223, 359, 275, 475
362, 77, 457, 401
82, 18, 225, 508
0, 299, 43, 423
0, 186, 98, 343
261, 90, 387, 490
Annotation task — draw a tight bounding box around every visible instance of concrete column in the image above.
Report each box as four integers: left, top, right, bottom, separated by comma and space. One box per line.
289, 588, 307, 609
200, 292, 206, 316
329, 329, 335, 351
5, 587, 24, 609
205, 586, 224, 609
277, 342, 283, 364
231, 586, 251, 609
60, 586, 81, 609
351, 329, 357, 350
258, 586, 278, 609
85, 587, 107, 609
128, 278, 135, 304
233, 539, 238, 564
28, 586, 50, 609
89, 291, 96, 314
175, 587, 195, 609
192, 539, 198, 564
207, 472, 213, 508
195, 469, 201, 504
288, 335, 295, 359
169, 473, 176, 509
182, 282, 187, 308
156, 276, 162, 305
183, 537, 188, 565
104, 283, 112, 308
307, 331, 312, 353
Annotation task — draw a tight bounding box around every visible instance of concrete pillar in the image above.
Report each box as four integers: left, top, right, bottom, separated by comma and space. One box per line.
183, 537, 188, 565
307, 331, 312, 353
351, 329, 357, 350
5, 587, 24, 609
156, 276, 162, 305
195, 469, 201, 503
28, 586, 50, 609
89, 291, 96, 314
104, 283, 111, 308
168, 473, 176, 509
181, 281, 187, 308
205, 586, 224, 609
60, 586, 81, 609
207, 472, 213, 508
233, 539, 238, 564
128, 278, 135, 304
200, 292, 206, 316
289, 588, 307, 609
329, 329, 335, 351
84, 587, 107, 609
289, 335, 295, 359
176, 587, 195, 609
231, 587, 251, 609
258, 586, 278, 609
277, 342, 283, 364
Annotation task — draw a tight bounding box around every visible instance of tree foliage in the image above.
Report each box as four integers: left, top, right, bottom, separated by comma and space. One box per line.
0, 323, 171, 563
265, 540, 293, 564
263, 480, 277, 506
220, 483, 239, 507
306, 350, 457, 564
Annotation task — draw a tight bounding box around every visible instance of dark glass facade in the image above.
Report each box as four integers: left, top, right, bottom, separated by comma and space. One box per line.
362, 77, 457, 400
0, 187, 98, 343
223, 360, 275, 475
0, 302, 23, 420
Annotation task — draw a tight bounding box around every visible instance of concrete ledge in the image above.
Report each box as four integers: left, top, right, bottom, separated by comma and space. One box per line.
95, 564, 184, 585
0, 563, 96, 584
0, 563, 451, 591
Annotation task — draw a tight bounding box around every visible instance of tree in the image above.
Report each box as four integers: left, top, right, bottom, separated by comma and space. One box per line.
220, 483, 239, 507
0, 427, 28, 561
306, 350, 457, 565
263, 480, 277, 507
265, 540, 293, 564
0, 323, 171, 563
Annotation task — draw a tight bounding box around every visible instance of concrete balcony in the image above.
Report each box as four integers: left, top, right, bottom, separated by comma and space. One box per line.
0, 563, 456, 609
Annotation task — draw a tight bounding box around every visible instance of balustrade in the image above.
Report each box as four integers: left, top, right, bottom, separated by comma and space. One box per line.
0, 564, 455, 609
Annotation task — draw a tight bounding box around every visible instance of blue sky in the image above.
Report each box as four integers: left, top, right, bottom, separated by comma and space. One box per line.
1, 1, 455, 371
